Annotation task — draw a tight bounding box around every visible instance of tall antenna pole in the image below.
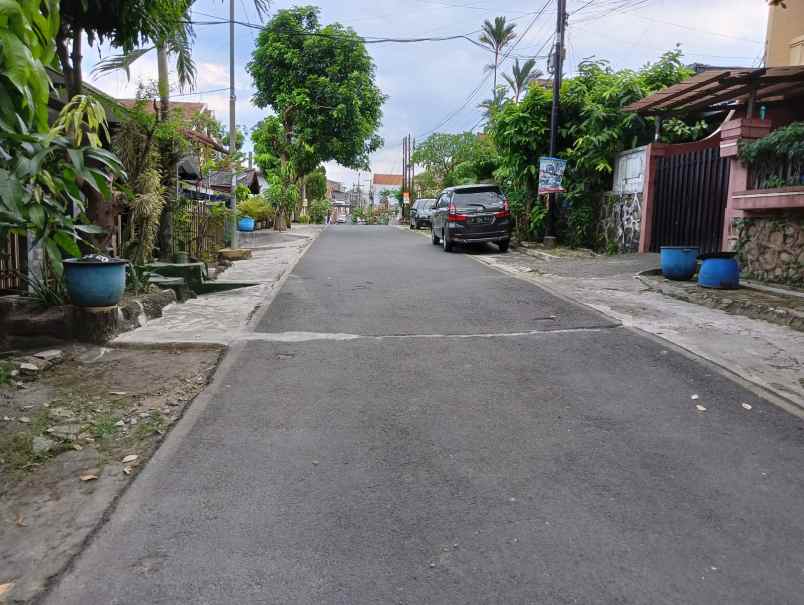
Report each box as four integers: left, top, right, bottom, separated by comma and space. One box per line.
545, 0, 567, 243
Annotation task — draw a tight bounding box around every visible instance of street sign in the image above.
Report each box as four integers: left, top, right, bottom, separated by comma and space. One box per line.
403, 192, 410, 204
538, 157, 567, 194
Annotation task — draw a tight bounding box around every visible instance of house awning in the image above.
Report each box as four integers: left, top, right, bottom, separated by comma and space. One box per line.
624, 66, 804, 116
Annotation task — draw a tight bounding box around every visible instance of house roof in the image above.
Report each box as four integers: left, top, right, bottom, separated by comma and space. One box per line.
372, 173, 403, 186
117, 99, 210, 120
625, 66, 804, 116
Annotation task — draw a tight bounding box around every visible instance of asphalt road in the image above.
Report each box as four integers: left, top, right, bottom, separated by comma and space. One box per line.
45, 225, 804, 604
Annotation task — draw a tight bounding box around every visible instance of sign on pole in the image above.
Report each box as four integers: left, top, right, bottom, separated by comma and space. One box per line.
538, 157, 567, 194
403, 192, 410, 205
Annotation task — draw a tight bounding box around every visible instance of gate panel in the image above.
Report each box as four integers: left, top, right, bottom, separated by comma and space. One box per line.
650, 145, 730, 254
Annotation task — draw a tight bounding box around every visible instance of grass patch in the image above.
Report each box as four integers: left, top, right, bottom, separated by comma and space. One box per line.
0, 361, 13, 385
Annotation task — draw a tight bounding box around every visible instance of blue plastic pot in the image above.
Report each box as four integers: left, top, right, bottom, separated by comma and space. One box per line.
660, 246, 699, 280
63, 258, 127, 307
238, 217, 255, 232
698, 254, 740, 289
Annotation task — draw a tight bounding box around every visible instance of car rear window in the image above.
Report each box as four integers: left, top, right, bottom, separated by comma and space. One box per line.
452, 188, 503, 210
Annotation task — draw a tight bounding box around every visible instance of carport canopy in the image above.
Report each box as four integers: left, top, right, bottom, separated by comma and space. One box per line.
624, 66, 804, 116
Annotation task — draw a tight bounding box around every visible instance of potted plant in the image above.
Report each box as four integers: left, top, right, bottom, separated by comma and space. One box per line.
63, 254, 128, 307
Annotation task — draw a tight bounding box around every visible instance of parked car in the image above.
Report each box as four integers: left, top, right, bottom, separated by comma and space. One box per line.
336, 215, 346, 224
410, 198, 436, 230
430, 184, 511, 252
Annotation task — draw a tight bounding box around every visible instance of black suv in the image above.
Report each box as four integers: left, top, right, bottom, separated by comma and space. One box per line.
410, 198, 435, 229
430, 184, 511, 252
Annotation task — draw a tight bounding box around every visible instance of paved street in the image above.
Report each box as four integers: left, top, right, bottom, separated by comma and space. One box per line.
45, 225, 804, 604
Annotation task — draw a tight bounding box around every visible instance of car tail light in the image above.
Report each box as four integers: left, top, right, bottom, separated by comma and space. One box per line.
495, 198, 510, 219
448, 201, 466, 222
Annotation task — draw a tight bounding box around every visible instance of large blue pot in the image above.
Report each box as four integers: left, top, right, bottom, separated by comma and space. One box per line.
660, 246, 699, 280
698, 254, 740, 289
63, 258, 127, 307
238, 217, 255, 232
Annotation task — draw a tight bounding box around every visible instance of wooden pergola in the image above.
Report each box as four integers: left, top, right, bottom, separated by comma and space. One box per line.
625, 66, 804, 119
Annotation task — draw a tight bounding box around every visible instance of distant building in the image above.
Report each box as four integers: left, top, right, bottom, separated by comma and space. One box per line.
371, 173, 403, 207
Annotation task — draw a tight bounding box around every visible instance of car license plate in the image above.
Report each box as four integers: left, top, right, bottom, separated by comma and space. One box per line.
470, 215, 492, 224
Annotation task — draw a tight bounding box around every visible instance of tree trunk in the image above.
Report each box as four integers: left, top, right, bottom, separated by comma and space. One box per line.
55, 27, 83, 100
157, 44, 171, 120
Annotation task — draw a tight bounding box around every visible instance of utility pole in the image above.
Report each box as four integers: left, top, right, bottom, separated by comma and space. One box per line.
227, 0, 238, 248
545, 0, 567, 246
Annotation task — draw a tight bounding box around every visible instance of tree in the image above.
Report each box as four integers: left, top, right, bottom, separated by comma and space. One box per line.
478, 85, 509, 123
305, 167, 328, 201
55, 1, 189, 100
479, 17, 517, 93
503, 58, 542, 103
247, 5, 385, 228
412, 132, 498, 190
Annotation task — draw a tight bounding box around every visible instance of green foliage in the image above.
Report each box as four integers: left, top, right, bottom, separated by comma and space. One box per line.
1, 97, 126, 275
23, 271, 68, 307
123, 169, 165, 264
308, 198, 331, 224
738, 121, 804, 187
412, 132, 498, 190
262, 163, 301, 230
0, 0, 59, 132
305, 167, 328, 201
503, 58, 542, 103
234, 183, 252, 204
248, 6, 385, 175
237, 194, 275, 223
489, 48, 699, 247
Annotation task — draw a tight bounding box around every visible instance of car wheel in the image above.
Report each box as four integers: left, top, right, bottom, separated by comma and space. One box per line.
498, 239, 510, 253
442, 229, 453, 252
431, 228, 440, 245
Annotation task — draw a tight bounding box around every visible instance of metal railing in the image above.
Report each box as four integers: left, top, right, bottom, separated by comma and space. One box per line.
0, 233, 27, 292
750, 159, 804, 190
169, 197, 229, 262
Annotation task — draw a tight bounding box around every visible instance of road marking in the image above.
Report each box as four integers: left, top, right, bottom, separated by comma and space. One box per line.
238, 326, 615, 343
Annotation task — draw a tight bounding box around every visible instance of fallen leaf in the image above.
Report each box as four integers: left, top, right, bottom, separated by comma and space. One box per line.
80, 474, 98, 482
121, 454, 139, 464
691, 394, 700, 400
0, 582, 14, 597
16, 512, 26, 527
696, 404, 707, 412
741, 403, 753, 410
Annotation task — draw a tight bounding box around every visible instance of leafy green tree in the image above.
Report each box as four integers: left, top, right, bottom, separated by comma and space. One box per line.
412, 132, 498, 190
503, 58, 542, 103
247, 5, 385, 226
479, 16, 517, 93
305, 167, 328, 201
308, 198, 331, 224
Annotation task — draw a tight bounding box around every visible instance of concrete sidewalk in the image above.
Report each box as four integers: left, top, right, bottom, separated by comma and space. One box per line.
114, 225, 323, 346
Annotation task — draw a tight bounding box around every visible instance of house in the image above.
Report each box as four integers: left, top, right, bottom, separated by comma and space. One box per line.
764, 0, 804, 67
371, 174, 403, 207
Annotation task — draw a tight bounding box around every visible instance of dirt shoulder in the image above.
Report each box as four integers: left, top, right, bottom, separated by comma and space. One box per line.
0, 344, 222, 603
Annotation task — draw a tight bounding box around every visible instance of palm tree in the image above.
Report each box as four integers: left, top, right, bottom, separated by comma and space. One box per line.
94, 1, 269, 121
479, 17, 517, 93
478, 85, 508, 123
503, 58, 543, 103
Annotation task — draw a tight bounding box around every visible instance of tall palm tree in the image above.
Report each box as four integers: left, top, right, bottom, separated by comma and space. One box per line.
479, 17, 517, 93
503, 58, 543, 103
478, 85, 508, 123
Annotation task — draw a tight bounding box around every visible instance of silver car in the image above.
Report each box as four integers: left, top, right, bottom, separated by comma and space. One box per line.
410, 198, 436, 230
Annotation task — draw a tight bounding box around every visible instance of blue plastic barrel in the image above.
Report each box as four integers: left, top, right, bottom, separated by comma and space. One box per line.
660, 246, 699, 280
698, 254, 740, 289
63, 258, 127, 307
238, 217, 255, 232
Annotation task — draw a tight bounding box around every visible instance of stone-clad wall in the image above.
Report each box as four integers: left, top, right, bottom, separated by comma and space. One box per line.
735, 214, 804, 288
598, 192, 642, 254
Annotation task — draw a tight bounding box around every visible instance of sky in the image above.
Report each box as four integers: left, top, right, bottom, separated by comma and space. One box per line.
83, 0, 769, 189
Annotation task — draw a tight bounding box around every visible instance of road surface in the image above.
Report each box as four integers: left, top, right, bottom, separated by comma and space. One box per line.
45, 225, 804, 604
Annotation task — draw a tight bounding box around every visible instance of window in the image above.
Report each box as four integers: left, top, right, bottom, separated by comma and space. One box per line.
451, 187, 504, 210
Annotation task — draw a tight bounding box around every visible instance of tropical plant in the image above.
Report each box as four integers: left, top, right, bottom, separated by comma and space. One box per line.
503, 58, 542, 103
1, 97, 126, 274
123, 169, 165, 264
478, 86, 509, 123
305, 167, 328, 202
738, 121, 804, 187
479, 16, 517, 93
237, 194, 274, 223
